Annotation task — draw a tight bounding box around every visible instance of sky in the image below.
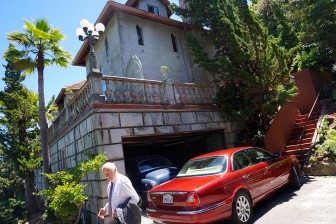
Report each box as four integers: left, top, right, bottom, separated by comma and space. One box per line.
0, 0, 180, 102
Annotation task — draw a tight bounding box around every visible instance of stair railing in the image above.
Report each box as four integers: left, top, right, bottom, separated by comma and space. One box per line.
298, 89, 322, 149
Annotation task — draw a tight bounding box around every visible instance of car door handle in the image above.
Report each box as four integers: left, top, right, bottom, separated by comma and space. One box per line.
243, 174, 250, 178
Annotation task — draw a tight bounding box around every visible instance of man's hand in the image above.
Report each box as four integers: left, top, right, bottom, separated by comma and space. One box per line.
98, 208, 106, 219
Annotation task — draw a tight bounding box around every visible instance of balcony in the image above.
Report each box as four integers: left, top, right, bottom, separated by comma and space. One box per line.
48, 75, 216, 140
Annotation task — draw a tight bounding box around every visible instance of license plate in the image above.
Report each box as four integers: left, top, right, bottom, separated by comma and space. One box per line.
163, 193, 173, 204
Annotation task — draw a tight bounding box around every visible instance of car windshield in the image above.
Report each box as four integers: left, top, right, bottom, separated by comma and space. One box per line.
177, 156, 227, 177
138, 157, 172, 172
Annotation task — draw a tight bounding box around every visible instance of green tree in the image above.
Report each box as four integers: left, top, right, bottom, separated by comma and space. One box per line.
294, 0, 336, 72
251, 0, 300, 71
0, 55, 42, 219
4, 18, 72, 189
253, 0, 336, 73
0, 148, 26, 224
172, 0, 297, 136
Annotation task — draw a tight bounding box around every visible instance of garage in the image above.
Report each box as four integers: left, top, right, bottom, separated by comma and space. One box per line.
122, 129, 227, 168
121, 129, 227, 206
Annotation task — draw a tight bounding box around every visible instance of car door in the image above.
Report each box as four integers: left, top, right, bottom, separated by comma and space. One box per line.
232, 149, 268, 200
245, 148, 276, 195
249, 148, 289, 192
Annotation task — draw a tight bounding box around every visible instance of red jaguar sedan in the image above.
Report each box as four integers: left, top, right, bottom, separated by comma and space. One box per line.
146, 147, 301, 224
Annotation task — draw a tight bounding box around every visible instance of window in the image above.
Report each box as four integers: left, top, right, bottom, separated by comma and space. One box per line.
104, 38, 109, 57
233, 151, 252, 170
246, 148, 272, 164
171, 34, 178, 52
177, 156, 227, 177
136, 25, 144, 45
148, 5, 159, 15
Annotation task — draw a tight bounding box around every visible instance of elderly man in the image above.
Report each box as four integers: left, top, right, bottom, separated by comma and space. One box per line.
98, 162, 140, 224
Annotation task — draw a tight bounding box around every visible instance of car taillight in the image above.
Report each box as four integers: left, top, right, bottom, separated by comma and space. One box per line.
147, 192, 155, 206
185, 192, 200, 206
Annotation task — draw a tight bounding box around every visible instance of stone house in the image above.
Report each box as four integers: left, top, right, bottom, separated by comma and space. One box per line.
35, 0, 243, 222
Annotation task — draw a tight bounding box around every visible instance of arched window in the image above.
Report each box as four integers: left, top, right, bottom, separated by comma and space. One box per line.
104, 37, 109, 56
136, 25, 144, 45
171, 34, 178, 52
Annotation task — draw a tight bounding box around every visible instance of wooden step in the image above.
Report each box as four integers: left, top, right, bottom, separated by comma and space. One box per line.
294, 119, 318, 128
283, 148, 309, 156
292, 123, 317, 132
283, 148, 310, 166
285, 142, 311, 151
289, 131, 314, 141
296, 112, 320, 121
290, 127, 316, 138
288, 137, 313, 145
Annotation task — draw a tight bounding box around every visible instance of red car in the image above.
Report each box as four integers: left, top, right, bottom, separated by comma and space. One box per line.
146, 147, 301, 224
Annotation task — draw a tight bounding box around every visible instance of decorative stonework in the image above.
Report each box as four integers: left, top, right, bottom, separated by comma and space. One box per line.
126, 55, 144, 79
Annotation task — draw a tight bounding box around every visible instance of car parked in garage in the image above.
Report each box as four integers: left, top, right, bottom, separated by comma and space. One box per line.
146, 147, 301, 224
126, 155, 180, 207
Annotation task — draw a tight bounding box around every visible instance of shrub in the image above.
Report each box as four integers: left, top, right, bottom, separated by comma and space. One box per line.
317, 139, 336, 158
40, 154, 107, 224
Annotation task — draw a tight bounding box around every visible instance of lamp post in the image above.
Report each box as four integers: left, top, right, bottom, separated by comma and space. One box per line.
76, 19, 105, 73
76, 19, 106, 104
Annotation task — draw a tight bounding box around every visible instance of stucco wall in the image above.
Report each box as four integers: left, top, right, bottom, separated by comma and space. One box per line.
86, 15, 123, 76
84, 11, 212, 84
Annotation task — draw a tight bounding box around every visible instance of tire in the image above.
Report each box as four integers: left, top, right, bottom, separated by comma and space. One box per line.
230, 191, 253, 224
290, 165, 301, 189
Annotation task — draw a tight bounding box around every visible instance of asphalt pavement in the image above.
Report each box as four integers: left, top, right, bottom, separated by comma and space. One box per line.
253, 176, 336, 224
141, 176, 336, 224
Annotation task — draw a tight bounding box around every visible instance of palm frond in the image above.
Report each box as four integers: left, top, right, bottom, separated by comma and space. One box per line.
13, 58, 36, 74
53, 56, 71, 68
24, 19, 51, 40
6, 32, 34, 49
50, 29, 67, 42
34, 18, 51, 33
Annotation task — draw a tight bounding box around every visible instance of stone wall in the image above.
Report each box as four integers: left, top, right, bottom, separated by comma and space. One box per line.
36, 106, 243, 222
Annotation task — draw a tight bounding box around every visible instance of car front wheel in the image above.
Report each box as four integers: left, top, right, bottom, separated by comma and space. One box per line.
290, 164, 301, 189
230, 191, 253, 224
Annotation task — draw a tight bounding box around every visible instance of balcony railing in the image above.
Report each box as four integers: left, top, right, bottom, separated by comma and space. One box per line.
102, 76, 215, 105
48, 75, 216, 140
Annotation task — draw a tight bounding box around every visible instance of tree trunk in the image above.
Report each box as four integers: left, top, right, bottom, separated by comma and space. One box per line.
37, 52, 51, 190
24, 172, 43, 215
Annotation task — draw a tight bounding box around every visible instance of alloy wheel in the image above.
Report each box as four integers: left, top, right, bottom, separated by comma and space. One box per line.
236, 195, 251, 222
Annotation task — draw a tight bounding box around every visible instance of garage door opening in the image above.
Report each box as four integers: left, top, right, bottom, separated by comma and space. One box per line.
122, 129, 226, 207
122, 129, 226, 169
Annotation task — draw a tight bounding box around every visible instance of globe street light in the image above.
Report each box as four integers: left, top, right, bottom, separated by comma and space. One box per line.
76, 19, 105, 72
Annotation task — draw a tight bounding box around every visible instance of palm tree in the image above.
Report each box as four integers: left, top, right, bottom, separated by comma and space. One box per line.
4, 18, 72, 190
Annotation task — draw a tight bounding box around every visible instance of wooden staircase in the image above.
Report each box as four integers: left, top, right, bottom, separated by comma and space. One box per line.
282, 111, 320, 166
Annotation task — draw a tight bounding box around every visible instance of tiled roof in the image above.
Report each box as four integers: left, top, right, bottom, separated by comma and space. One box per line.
54, 80, 86, 104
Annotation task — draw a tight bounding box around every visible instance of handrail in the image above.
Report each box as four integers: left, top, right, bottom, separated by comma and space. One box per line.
298, 89, 322, 149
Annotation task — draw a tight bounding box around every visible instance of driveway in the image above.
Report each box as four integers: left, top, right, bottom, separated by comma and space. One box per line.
253, 176, 336, 224
141, 176, 336, 224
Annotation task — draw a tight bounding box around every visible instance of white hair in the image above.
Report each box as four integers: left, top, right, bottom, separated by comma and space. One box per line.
102, 162, 117, 171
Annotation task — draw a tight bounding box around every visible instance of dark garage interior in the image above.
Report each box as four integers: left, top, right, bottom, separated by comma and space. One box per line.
122, 129, 227, 169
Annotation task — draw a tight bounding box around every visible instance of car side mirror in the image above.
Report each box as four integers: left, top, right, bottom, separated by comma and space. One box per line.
272, 152, 281, 158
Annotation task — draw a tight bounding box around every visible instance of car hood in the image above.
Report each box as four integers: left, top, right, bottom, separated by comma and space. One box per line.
149, 174, 221, 192
145, 167, 180, 184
